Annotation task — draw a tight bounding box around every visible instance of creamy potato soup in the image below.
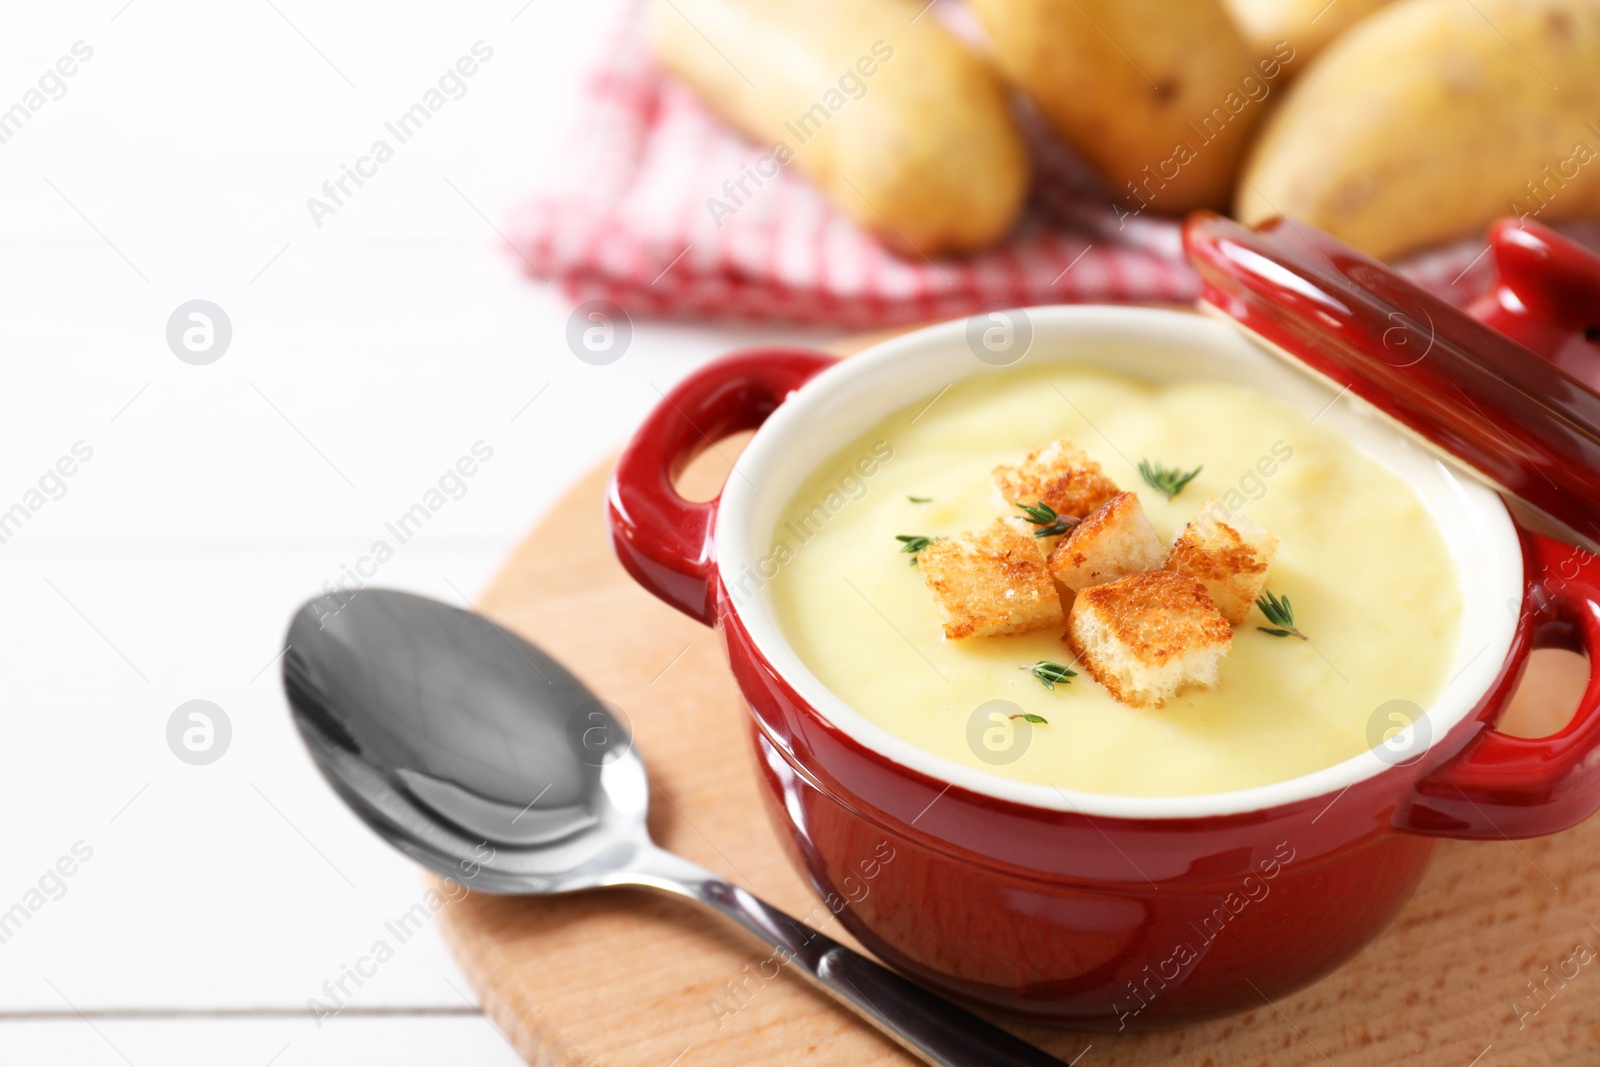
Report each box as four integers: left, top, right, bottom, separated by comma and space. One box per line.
763, 365, 1461, 796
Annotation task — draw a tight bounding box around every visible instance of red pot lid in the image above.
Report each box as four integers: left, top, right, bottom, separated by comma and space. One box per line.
1183, 213, 1600, 551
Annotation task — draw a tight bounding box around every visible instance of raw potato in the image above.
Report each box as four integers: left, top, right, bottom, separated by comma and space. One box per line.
1238, 0, 1600, 260
970, 0, 1294, 213
1224, 0, 1393, 71
646, 0, 1028, 257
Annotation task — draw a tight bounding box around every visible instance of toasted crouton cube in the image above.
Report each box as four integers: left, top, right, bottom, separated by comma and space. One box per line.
993, 438, 1121, 522
1166, 500, 1280, 625
1068, 571, 1232, 708
919, 518, 1064, 639
1048, 492, 1168, 591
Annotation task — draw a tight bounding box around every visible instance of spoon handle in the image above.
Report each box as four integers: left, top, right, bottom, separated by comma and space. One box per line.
625, 845, 1068, 1067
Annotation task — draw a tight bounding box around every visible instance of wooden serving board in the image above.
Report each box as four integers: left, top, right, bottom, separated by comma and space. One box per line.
440, 343, 1600, 1067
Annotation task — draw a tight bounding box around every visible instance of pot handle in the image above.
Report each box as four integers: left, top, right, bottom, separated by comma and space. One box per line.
1398, 531, 1600, 839
607, 349, 836, 626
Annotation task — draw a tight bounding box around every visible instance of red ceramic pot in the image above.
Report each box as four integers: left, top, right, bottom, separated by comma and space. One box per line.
607, 220, 1600, 1029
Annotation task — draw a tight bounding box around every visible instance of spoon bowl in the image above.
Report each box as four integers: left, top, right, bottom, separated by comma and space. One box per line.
285, 590, 651, 894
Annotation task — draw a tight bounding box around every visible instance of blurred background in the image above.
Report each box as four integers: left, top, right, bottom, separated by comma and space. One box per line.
2, 0, 1597, 1063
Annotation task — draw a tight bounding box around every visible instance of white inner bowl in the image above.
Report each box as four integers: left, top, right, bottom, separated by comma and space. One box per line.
716, 306, 1522, 820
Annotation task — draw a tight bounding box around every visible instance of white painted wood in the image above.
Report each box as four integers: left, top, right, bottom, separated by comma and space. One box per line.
0, 0, 827, 1037
0, 1016, 527, 1066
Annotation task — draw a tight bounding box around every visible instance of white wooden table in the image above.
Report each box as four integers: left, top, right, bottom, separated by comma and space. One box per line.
0, 3, 836, 1061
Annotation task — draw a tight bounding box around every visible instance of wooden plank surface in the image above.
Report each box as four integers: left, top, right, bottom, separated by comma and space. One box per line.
442, 353, 1600, 1067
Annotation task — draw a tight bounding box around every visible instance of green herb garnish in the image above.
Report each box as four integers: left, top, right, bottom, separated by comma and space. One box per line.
1015, 500, 1078, 539
1011, 712, 1049, 725
1138, 459, 1203, 500
1256, 590, 1307, 640
908, 495, 932, 503
1021, 660, 1078, 690
896, 534, 938, 564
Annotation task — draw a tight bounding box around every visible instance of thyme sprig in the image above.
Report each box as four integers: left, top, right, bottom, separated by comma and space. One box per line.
1138, 459, 1203, 500
1015, 500, 1078, 539
896, 534, 939, 564
1010, 712, 1049, 725
1256, 590, 1308, 640
908, 495, 932, 503
1021, 660, 1078, 691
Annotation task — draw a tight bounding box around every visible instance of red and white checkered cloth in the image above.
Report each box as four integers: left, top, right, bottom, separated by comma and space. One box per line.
505, 8, 1600, 328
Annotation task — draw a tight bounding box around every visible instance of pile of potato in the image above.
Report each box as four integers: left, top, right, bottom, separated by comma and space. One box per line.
648, 0, 1600, 260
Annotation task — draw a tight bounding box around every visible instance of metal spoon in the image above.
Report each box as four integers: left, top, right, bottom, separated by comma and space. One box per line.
282, 588, 1063, 1067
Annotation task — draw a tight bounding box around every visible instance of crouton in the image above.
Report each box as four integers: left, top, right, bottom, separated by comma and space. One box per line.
1167, 500, 1280, 626
992, 438, 1121, 522
1068, 571, 1232, 708
1048, 492, 1168, 591
919, 518, 1064, 639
